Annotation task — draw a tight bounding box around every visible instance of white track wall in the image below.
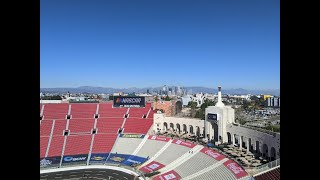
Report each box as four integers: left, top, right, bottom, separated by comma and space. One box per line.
40, 165, 145, 180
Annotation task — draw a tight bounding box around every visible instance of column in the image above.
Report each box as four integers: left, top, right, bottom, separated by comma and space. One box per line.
239, 136, 242, 149
232, 134, 235, 145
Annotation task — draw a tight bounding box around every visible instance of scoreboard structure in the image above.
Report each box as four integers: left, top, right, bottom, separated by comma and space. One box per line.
207, 113, 218, 124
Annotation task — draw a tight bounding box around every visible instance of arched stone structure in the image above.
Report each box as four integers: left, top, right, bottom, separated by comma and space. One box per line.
189, 125, 194, 134
235, 134, 239, 144
270, 147, 276, 161
176, 123, 181, 133
262, 144, 269, 159
183, 124, 187, 133
196, 126, 200, 137
256, 141, 260, 155
163, 122, 168, 131
227, 132, 232, 144
170, 123, 174, 131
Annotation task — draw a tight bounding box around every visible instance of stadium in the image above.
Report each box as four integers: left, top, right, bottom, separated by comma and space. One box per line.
40, 88, 280, 180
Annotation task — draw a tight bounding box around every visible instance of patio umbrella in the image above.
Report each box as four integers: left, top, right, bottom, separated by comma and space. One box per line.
251, 163, 260, 167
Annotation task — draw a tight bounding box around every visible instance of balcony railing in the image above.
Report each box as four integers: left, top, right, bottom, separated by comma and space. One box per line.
251, 158, 280, 176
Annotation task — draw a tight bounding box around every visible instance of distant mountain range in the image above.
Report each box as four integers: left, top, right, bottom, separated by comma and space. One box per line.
40, 86, 280, 96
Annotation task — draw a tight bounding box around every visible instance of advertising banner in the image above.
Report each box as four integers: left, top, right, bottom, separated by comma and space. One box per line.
123, 155, 148, 167
148, 135, 170, 142
106, 153, 131, 164
40, 156, 61, 167
223, 159, 248, 179
140, 161, 165, 173
153, 170, 181, 180
200, 147, 226, 161
172, 139, 196, 148
62, 154, 88, 163
89, 153, 109, 162
113, 96, 146, 108
120, 134, 145, 138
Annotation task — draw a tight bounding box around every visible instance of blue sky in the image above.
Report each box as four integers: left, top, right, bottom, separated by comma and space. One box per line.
40, 0, 279, 89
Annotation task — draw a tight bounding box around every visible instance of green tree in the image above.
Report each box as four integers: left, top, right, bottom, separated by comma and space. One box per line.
195, 109, 205, 120
164, 95, 171, 101
265, 124, 280, 132
250, 95, 259, 103
109, 96, 114, 100
128, 92, 136, 96
175, 101, 182, 113
242, 100, 250, 111
188, 101, 198, 117
187, 101, 197, 108
235, 107, 247, 125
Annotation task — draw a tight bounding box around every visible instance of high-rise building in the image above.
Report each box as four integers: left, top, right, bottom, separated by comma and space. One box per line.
267, 97, 280, 107
176, 86, 182, 96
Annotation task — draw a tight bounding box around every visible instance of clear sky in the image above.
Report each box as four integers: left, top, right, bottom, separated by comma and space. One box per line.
40, 0, 279, 89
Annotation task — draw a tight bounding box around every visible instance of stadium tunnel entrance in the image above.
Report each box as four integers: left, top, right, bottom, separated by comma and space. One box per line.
212, 123, 218, 142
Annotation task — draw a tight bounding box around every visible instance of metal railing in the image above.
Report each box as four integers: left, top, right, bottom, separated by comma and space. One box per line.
251, 158, 280, 176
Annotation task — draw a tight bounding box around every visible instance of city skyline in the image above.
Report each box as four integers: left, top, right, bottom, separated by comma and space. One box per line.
41, 0, 280, 89
40, 85, 279, 91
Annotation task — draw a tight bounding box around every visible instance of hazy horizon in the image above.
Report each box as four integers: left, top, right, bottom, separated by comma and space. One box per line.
40, 85, 279, 90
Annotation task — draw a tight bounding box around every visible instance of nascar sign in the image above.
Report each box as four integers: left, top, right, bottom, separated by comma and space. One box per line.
113, 96, 145, 107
